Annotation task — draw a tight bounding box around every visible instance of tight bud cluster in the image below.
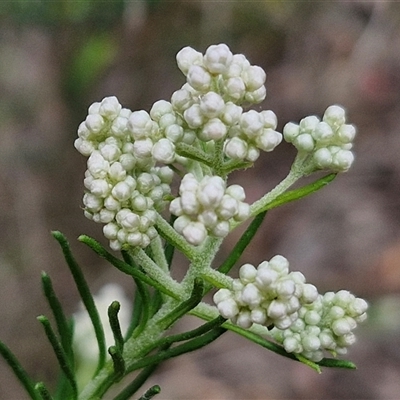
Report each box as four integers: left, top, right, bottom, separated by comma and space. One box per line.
213, 256, 368, 361
270, 290, 368, 362
283, 105, 356, 172
170, 173, 250, 245
75, 96, 173, 250
213, 256, 319, 330
172, 43, 282, 162
176, 43, 267, 105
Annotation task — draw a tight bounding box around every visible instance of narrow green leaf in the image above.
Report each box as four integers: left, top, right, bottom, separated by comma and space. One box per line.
148, 290, 163, 319
220, 158, 254, 175
41, 272, 74, 361
79, 235, 179, 299
153, 315, 226, 350
114, 366, 163, 400
108, 345, 125, 381
218, 211, 267, 276
138, 385, 161, 400
317, 357, 357, 369
164, 215, 177, 269
35, 382, 53, 400
126, 327, 226, 374
52, 231, 106, 373
157, 278, 204, 330
262, 173, 337, 212
108, 301, 124, 353
120, 250, 151, 339
125, 287, 143, 340
37, 316, 78, 398
0, 340, 41, 400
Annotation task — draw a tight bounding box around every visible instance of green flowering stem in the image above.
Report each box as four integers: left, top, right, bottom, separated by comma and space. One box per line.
79, 235, 180, 300
35, 382, 53, 400
37, 316, 78, 399
41, 272, 73, 359
0, 340, 41, 400
52, 231, 106, 373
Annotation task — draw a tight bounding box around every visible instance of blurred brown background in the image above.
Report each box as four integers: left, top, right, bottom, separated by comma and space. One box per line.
1, 1, 400, 399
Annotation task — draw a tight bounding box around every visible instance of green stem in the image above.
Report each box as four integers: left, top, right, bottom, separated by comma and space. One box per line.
131, 248, 184, 298
155, 213, 197, 260
249, 154, 307, 218
150, 235, 169, 273
180, 236, 223, 292
201, 267, 234, 289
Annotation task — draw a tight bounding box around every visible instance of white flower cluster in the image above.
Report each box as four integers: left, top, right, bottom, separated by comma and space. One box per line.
283, 105, 356, 172
213, 256, 368, 361
213, 256, 319, 330
270, 290, 368, 362
170, 173, 250, 245
75, 96, 173, 250
172, 43, 282, 162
